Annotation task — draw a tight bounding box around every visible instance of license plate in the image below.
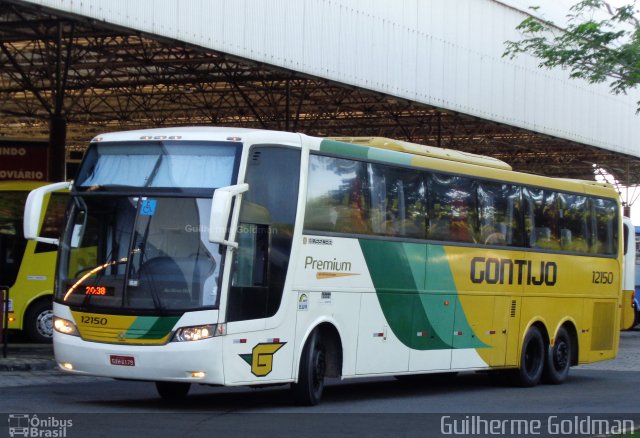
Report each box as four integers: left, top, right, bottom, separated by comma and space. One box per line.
110, 355, 135, 366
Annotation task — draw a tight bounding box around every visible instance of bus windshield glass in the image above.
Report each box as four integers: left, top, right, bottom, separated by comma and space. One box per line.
75, 141, 240, 191
57, 195, 221, 312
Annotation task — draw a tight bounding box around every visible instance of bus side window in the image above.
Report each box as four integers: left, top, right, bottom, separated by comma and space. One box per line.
558, 193, 590, 253
477, 182, 522, 246
427, 173, 478, 243
525, 188, 560, 250
592, 198, 618, 255
305, 155, 370, 234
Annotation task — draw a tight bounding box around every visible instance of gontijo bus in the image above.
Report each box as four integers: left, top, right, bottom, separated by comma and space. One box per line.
24, 127, 624, 405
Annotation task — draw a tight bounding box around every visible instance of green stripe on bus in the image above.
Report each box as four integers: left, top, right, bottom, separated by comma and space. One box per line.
319, 139, 369, 159
426, 245, 487, 349
125, 316, 180, 339
359, 239, 450, 350
359, 239, 487, 350
368, 147, 413, 166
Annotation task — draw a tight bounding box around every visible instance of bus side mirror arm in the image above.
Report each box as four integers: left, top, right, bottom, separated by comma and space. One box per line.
23, 181, 73, 245
208, 183, 249, 248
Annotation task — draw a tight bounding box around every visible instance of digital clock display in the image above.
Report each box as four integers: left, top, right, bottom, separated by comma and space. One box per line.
84, 286, 115, 296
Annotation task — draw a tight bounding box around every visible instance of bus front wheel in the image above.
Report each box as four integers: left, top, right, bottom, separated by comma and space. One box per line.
291, 330, 326, 406
543, 327, 571, 384
155, 382, 191, 401
512, 326, 545, 387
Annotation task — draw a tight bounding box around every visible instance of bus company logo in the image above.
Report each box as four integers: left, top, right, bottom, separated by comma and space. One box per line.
8, 414, 73, 437
470, 257, 557, 287
239, 342, 286, 377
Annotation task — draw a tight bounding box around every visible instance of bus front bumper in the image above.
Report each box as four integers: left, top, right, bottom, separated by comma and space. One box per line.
53, 331, 224, 384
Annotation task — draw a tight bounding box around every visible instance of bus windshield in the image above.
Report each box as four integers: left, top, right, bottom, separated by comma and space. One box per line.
75, 141, 239, 191
56, 139, 241, 312
56, 195, 221, 312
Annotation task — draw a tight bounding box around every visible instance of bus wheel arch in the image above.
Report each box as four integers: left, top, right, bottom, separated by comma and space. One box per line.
291, 322, 343, 405
24, 296, 53, 343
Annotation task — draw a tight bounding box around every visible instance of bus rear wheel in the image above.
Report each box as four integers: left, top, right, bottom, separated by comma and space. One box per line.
543, 327, 571, 384
291, 330, 326, 406
24, 300, 53, 343
512, 326, 545, 387
155, 382, 191, 401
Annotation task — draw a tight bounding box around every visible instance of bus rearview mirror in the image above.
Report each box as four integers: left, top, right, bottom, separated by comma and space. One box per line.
208, 183, 249, 248
24, 181, 73, 245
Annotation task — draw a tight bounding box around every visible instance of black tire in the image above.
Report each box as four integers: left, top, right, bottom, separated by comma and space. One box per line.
511, 326, 545, 387
291, 330, 326, 406
155, 382, 191, 401
543, 327, 571, 384
24, 299, 53, 343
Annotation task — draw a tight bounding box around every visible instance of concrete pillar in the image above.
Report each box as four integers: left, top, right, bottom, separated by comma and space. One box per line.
48, 115, 67, 182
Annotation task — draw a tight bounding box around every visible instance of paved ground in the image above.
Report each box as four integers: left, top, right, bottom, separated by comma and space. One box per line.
575, 329, 640, 371
0, 328, 639, 389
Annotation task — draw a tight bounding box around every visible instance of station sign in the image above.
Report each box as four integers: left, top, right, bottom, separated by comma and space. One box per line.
0, 140, 48, 181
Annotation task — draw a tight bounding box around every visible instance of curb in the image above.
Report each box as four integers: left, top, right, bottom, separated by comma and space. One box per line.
0, 359, 57, 372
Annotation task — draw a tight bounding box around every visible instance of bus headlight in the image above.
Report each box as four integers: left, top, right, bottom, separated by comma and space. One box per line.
53, 317, 79, 336
172, 324, 221, 342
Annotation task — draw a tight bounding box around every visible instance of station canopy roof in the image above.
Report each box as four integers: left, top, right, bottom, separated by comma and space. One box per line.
1, 0, 640, 186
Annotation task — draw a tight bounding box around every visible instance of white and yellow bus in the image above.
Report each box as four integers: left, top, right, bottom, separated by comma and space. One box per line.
1, 181, 67, 342
25, 127, 625, 404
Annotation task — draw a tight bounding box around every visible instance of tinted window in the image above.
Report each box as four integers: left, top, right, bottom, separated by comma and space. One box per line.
304, 155, 370, 234
428, 174, 477, 243
592, 198, 618, 255
524, 188, 560, 250
368, 163, 426, 239
558, 193, 590, 253
477, 182, 523, 246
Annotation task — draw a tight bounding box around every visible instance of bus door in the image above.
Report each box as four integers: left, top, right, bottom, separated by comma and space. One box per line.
223, 146, 301, 384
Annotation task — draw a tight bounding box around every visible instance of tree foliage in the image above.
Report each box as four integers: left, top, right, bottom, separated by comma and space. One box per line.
504, 0, 640, 112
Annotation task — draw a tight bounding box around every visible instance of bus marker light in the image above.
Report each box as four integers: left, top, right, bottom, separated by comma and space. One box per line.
416, 331, 428, 337
61, 363, 73, 370
486, 330, 496, 335
233, 339, 247, 344
8, 317, 15, 322
267, 338, 280, 343
454, 331, 463, 336
191, 371, 206, 379
373, 332, 384, 337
